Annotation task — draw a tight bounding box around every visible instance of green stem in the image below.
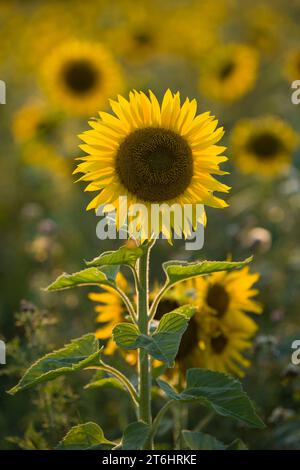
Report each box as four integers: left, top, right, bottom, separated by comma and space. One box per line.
137, 242, 152, 448
114, 285, 138, 325
87, 364, 139, 412
150, 400, 175, 442
149, 282, 170, 321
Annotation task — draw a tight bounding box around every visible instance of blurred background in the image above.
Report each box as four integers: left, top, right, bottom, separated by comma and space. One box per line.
1, 0, 300, 450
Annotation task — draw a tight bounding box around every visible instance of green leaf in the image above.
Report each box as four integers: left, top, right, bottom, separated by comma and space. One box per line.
120, 421, 150, 450
86, 245, 145, 268
157, 368, 264, 428
84, 377, 125, 391
112, 323, 140, 349
113, 306, 196, 367
8, 334, 101, 395
226, 438, 248, 450
163, 257, 253, 286
145, 311, 190, 366
182, 430, 225, 450
45, 266, 118, 291
56, 422, 115, 450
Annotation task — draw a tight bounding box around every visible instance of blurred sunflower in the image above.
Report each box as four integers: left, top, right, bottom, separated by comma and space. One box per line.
75, 89, 229, 241
88, 272, 129, 355
231, 116, 299, 177
199, 44, 259, 103
194, 267, 262, 332
285, 49, 300, 81
195, 316, 253, 377
104, 0, 165, 63
41, 40, 124, 116
170, 267, 261, 377
12, 102, 57, 144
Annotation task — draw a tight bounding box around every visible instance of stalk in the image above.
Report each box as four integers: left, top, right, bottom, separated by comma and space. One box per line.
137, 241, 152, 448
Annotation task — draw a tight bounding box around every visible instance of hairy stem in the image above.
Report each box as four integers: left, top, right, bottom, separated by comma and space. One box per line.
137, 242, 152, 448
87, 364, 139, 412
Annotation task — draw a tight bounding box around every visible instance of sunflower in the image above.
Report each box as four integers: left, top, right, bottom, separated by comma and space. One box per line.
88, 272, 129, 355
199, 44, 259, 103
285, 49, 300, 81
195, 316, 253, 377
166, 267, 261, 376
194, 266, 261, 332
40, 40, 124, 116
12, 102, 57, 144
231, 116, 299, 178
75, 89, 229, 241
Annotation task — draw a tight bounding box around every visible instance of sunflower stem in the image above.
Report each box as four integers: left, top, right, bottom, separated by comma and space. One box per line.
137, 241, 153, 449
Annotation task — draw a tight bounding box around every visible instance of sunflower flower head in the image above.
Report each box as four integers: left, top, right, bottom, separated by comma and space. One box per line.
75, 89, 229, 241
199, 44, 259, 103
41, 40, 124, 116
231, 116, 299, 178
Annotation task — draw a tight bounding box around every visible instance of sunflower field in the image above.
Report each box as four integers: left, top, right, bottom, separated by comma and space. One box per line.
1, 0, 300, 456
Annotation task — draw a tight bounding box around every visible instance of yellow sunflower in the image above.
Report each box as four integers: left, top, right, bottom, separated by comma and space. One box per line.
195, 316, 253, 377
12, 102, 57, 144
75, 89, 229, 241
88, 272, 129, 355
199, 44, 259, 103
40, 40, 124, 116
194, 266, 262, 333
231, 116, 299, 178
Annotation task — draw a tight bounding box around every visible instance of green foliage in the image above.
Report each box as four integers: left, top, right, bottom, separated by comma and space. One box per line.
56, 422, 115, 450
8, 334, 101, 395
45, 266, 119, 291
113, 305, 196, 367
182, 431, 247, 450
163, 257, 253, 286
84, 377, 125, 391
85, 245, 146, 268
157, 368, 264, 428
182, 430, 225, 450
119, 421, 151, 450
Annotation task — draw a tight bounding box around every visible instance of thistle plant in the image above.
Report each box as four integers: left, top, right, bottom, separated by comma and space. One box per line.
8, 90, 264, 450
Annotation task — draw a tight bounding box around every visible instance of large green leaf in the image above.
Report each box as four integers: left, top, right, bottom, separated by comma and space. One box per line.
182, 431, 247, 450
84, 377, 125, 391
112, 306, 196, 367
8, 334, 101, 395
120, 421, 151, 450
56, 422, 115, 450
85, 245, 145, 268
182, 430, 225, 450
45, 266, 118, 291
112, 323, 141, 349
163, 257, 252, 286
157, 368, 264, 428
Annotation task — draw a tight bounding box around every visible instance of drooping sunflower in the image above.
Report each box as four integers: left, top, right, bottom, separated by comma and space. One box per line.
199, 44, 259, 103
88, 272, 129, 355
75, 89, 229, 241
231, 116, 299, 178
40, 40, 124, 116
